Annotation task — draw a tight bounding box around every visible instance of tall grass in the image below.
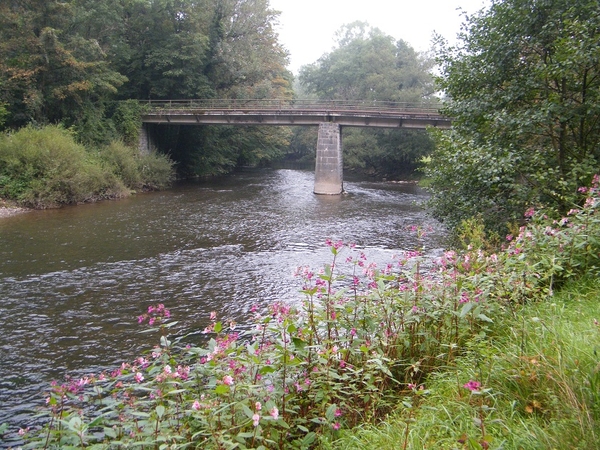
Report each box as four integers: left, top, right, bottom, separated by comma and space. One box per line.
0, 125, 174, 208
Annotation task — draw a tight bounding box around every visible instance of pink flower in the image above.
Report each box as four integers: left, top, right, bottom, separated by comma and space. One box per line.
255, 401, 262, 411
334, 408, 343, 417
252, 413, 260, 427
269, 406, 279, 420
223, 375, 234, 386
332, 422, 341, 430
192, 400, 201, 410
210, 311, 217, 320
134, 372, 144, 383
463, 380, 481, 391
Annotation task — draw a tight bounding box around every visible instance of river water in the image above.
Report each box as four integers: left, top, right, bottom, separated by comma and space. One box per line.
0, 168, 446, 434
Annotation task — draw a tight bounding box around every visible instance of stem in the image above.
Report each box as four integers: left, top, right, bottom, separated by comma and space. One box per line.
402, 411, 412, 450
281, 325, 287, 420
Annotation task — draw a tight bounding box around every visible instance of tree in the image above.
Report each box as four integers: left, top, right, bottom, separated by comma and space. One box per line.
0, 0, 126, 130
428, 0, 600, 232
297, 22, 437, 177
0, 0, 292, 176
299, 22, 435, 102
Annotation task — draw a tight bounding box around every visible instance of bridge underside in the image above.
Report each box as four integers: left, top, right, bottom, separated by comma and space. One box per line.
141, 109, 450, 129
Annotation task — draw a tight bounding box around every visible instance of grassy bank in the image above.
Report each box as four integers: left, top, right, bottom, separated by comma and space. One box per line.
327, 277, 600, 449
0, 125, 175, 208
8, 179, 600, 449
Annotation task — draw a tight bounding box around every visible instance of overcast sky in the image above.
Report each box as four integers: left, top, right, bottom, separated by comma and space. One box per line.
269, 0, 491, 73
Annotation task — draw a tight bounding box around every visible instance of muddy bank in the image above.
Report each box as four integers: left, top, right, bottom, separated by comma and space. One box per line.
0, 202, 29, 218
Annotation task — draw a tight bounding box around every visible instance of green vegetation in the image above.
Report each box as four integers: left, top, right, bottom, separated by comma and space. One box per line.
0, 126, 174, 208
329, 279, 600, 449
291, 22, 437, 178
427, 0, 600, 235
14, 181, 600, 448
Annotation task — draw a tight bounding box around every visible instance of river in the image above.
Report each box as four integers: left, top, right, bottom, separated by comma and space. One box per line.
0, 168, 446, 437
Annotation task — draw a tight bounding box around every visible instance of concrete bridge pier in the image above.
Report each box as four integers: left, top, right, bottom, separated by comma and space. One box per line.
314, 122, 343, 195
138, 123, 157, 154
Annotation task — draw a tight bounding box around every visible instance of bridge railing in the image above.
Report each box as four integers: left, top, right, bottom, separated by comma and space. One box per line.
142, 99, 442, 114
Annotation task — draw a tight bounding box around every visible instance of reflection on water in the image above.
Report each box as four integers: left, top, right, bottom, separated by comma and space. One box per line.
0, 169, 446, 432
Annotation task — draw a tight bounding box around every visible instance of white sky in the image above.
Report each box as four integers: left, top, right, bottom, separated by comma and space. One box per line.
269, 0, 491, 73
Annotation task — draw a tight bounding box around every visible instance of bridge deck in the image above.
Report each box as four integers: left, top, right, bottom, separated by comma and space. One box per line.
141, 99, 451, 129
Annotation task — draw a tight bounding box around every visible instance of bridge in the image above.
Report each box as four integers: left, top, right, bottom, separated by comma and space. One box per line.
140, 99, 452, 194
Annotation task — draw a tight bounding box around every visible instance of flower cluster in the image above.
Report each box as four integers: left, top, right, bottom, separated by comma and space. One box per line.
137, 303, 171, 326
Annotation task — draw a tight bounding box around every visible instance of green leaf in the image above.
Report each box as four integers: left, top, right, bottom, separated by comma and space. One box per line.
241, 403, 254, 419
104, 427, 117, 439
302, 432, 317, 446
215, 384, 230, 395
260, 366, 276, 375
459, 302, 474, 318
325, 403, 338, 422
292, 337, 307, 350
214, 321, 223, 333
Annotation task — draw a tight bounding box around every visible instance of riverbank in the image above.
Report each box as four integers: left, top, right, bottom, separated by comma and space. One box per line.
0, 201, 29, 218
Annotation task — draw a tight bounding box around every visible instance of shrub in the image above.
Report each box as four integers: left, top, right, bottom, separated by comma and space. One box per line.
112, 100, 148, 147
0, 126, 175, 207
97, 141, 144, 188
137, 150, 176, 191
0, 125, 128, 207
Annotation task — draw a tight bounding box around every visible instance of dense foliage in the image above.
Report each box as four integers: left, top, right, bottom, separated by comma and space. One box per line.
427, 0, 600, 233
292, 23, 437, 178
0, 0, 292, 176
15, 178, 600, 448
0, 126, 174, 208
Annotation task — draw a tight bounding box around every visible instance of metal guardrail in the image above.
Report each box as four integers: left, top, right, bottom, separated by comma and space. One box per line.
142, 99, 442, 115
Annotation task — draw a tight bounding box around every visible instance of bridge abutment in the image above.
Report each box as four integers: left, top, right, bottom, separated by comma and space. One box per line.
138, 123, 157, 154
314, 123, 343, 195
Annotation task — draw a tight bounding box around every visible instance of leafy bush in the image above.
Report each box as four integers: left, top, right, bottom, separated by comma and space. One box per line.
96, 140, 143, 188
0, 125, 175, 208
112, 100, 148, 147
136, 150, 176, 191
0, 125, 128, 207
96, 140, 175, 192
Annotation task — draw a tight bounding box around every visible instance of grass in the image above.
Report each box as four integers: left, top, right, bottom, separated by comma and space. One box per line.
327, 278, 600, 450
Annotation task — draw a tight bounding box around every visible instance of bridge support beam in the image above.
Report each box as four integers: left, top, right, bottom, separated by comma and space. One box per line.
314, 123, 343, 195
